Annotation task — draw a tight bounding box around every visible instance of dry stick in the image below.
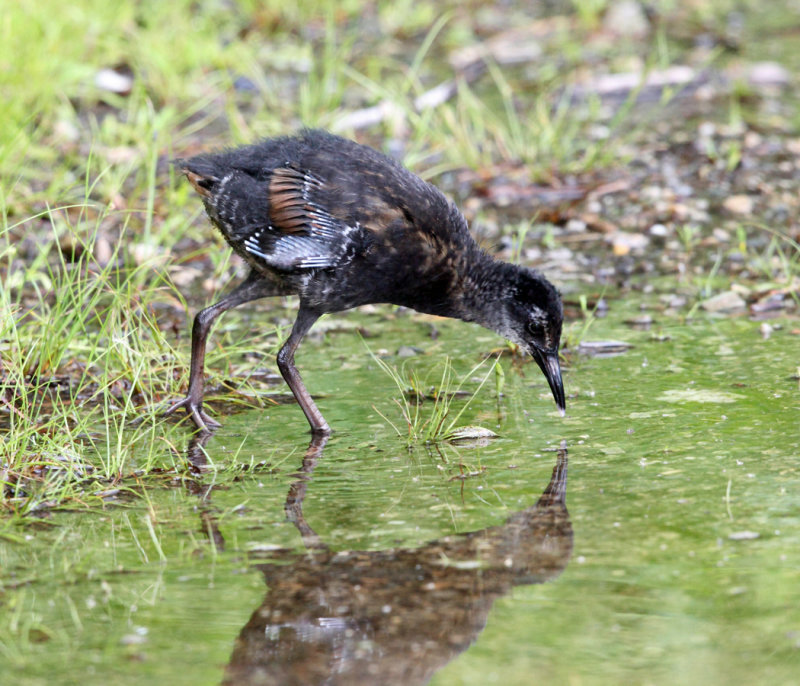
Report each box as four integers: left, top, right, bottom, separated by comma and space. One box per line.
332, 15, 712, 133
333, 17, 558, 132
333, 61, 487, 132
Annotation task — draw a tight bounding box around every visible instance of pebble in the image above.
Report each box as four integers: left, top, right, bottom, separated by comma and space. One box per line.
169, 265, 201, 287
53, 119, 80, 143
603, 0, 650, 37
712, 228, 731, 243
723, 195, 754, 215
700, 291, 746, 312
610, 232, 649, 256
130, 242, 165, 266
396, 345, 422, 358
578, 340, 633, 356
546, 247, 574, 262
625, 315, 654, 328
728, 531, 760, 541
661, 294, 688, 309
747, 62, 791, 87
95, 67, 133, 95
565, 218, 587, 232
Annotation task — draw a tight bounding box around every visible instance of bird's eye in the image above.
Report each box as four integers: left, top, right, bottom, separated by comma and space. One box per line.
526, 320, 544, 338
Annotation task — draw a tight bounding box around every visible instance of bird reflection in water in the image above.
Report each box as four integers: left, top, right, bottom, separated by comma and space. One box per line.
215, 435, 572, 685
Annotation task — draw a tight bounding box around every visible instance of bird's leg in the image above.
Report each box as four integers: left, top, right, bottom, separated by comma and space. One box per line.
284, 432, 330, 550
276, 306, 330, 435
166, 271, 279, 432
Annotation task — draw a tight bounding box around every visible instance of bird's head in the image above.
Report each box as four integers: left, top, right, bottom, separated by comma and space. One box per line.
501, 267, 565, 414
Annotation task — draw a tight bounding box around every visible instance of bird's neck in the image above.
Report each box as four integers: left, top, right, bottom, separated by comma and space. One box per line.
453, 252, 517, 332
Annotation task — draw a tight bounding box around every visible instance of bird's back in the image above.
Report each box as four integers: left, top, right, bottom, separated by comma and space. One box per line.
181, 131, 486, 315
185, 132, 472, 254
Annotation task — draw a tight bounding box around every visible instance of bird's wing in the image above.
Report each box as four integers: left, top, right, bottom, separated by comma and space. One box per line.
242, 166, 357, 270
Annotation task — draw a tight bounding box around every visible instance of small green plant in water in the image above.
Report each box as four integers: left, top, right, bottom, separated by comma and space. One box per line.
563, 291, 604, 350
365, 343, 497, 445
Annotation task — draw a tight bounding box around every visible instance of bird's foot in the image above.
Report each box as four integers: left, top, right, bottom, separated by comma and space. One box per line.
164, 396, 221, 432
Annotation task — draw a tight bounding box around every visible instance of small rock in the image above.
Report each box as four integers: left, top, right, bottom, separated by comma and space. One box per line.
747, 61, 790, 87
546, 247, 574, 262
523, 246, 543, 261
648, 223, 669, 237
396, 345, 422, 358
672, 203, 708, 222
712, 228, 731, 243
624, 315, 654, 328
102, 146, 139, 164
202, 277, 223, 294
722, 195, 754, 215
120, 634, 147, 646
700, 291, 746, 313
581, 212, 618, 233
130, 242, 164, 266
744, 131, 762, 149
603, 0, 650, 37
95, 67, 134, 95
169, 265, 201, 287
609, 231, 649, 256
661, 294, 688, 309
94, 236, 113, 266
698, 121, 716, 138
578, 340, 633, 356
233, 75, 259, 92
641, 185, 669, 202
53, 119, 80, 143
565, 218, 587, 233
120, 627, 148, 645
728, 531, 760, 541
750, 293, 786, 314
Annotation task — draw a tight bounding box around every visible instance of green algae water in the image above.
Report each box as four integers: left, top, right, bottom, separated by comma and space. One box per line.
2, 302, 798, 685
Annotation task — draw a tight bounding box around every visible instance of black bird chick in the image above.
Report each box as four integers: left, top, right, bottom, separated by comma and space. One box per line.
167, 130, 565, 433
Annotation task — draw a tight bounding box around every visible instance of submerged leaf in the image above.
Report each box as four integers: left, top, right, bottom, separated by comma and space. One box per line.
578, 340, 633, 356
444, 426, 498, 442
658, 389, 745, 404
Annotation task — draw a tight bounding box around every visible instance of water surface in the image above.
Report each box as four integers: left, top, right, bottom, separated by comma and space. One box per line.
2, 303, 799, 685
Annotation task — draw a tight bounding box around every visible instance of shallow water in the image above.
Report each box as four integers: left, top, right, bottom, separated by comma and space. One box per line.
2, 301, 799, 685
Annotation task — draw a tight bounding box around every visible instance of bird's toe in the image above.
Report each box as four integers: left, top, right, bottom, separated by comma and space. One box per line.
164, 396, 220, 432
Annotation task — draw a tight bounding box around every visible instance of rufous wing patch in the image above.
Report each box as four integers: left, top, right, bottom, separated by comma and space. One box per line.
268, 166, 324, 235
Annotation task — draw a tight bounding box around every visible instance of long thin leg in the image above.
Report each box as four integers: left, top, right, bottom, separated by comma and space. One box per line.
276, 305, 330, 435
166, 271, 281, 431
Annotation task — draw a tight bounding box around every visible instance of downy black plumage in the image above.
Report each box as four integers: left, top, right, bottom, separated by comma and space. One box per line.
167, 130, 565, 433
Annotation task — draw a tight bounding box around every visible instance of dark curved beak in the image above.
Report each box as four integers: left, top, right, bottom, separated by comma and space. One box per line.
531, 348, 566, 416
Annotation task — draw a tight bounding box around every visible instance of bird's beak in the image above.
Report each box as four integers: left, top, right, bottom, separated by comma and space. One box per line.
531, 348, 566, 416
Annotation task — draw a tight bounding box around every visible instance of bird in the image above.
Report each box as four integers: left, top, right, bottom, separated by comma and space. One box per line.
166, 129, 565, 434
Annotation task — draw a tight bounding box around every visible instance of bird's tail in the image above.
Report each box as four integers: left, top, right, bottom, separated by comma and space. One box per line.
173, 157, 221, 198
